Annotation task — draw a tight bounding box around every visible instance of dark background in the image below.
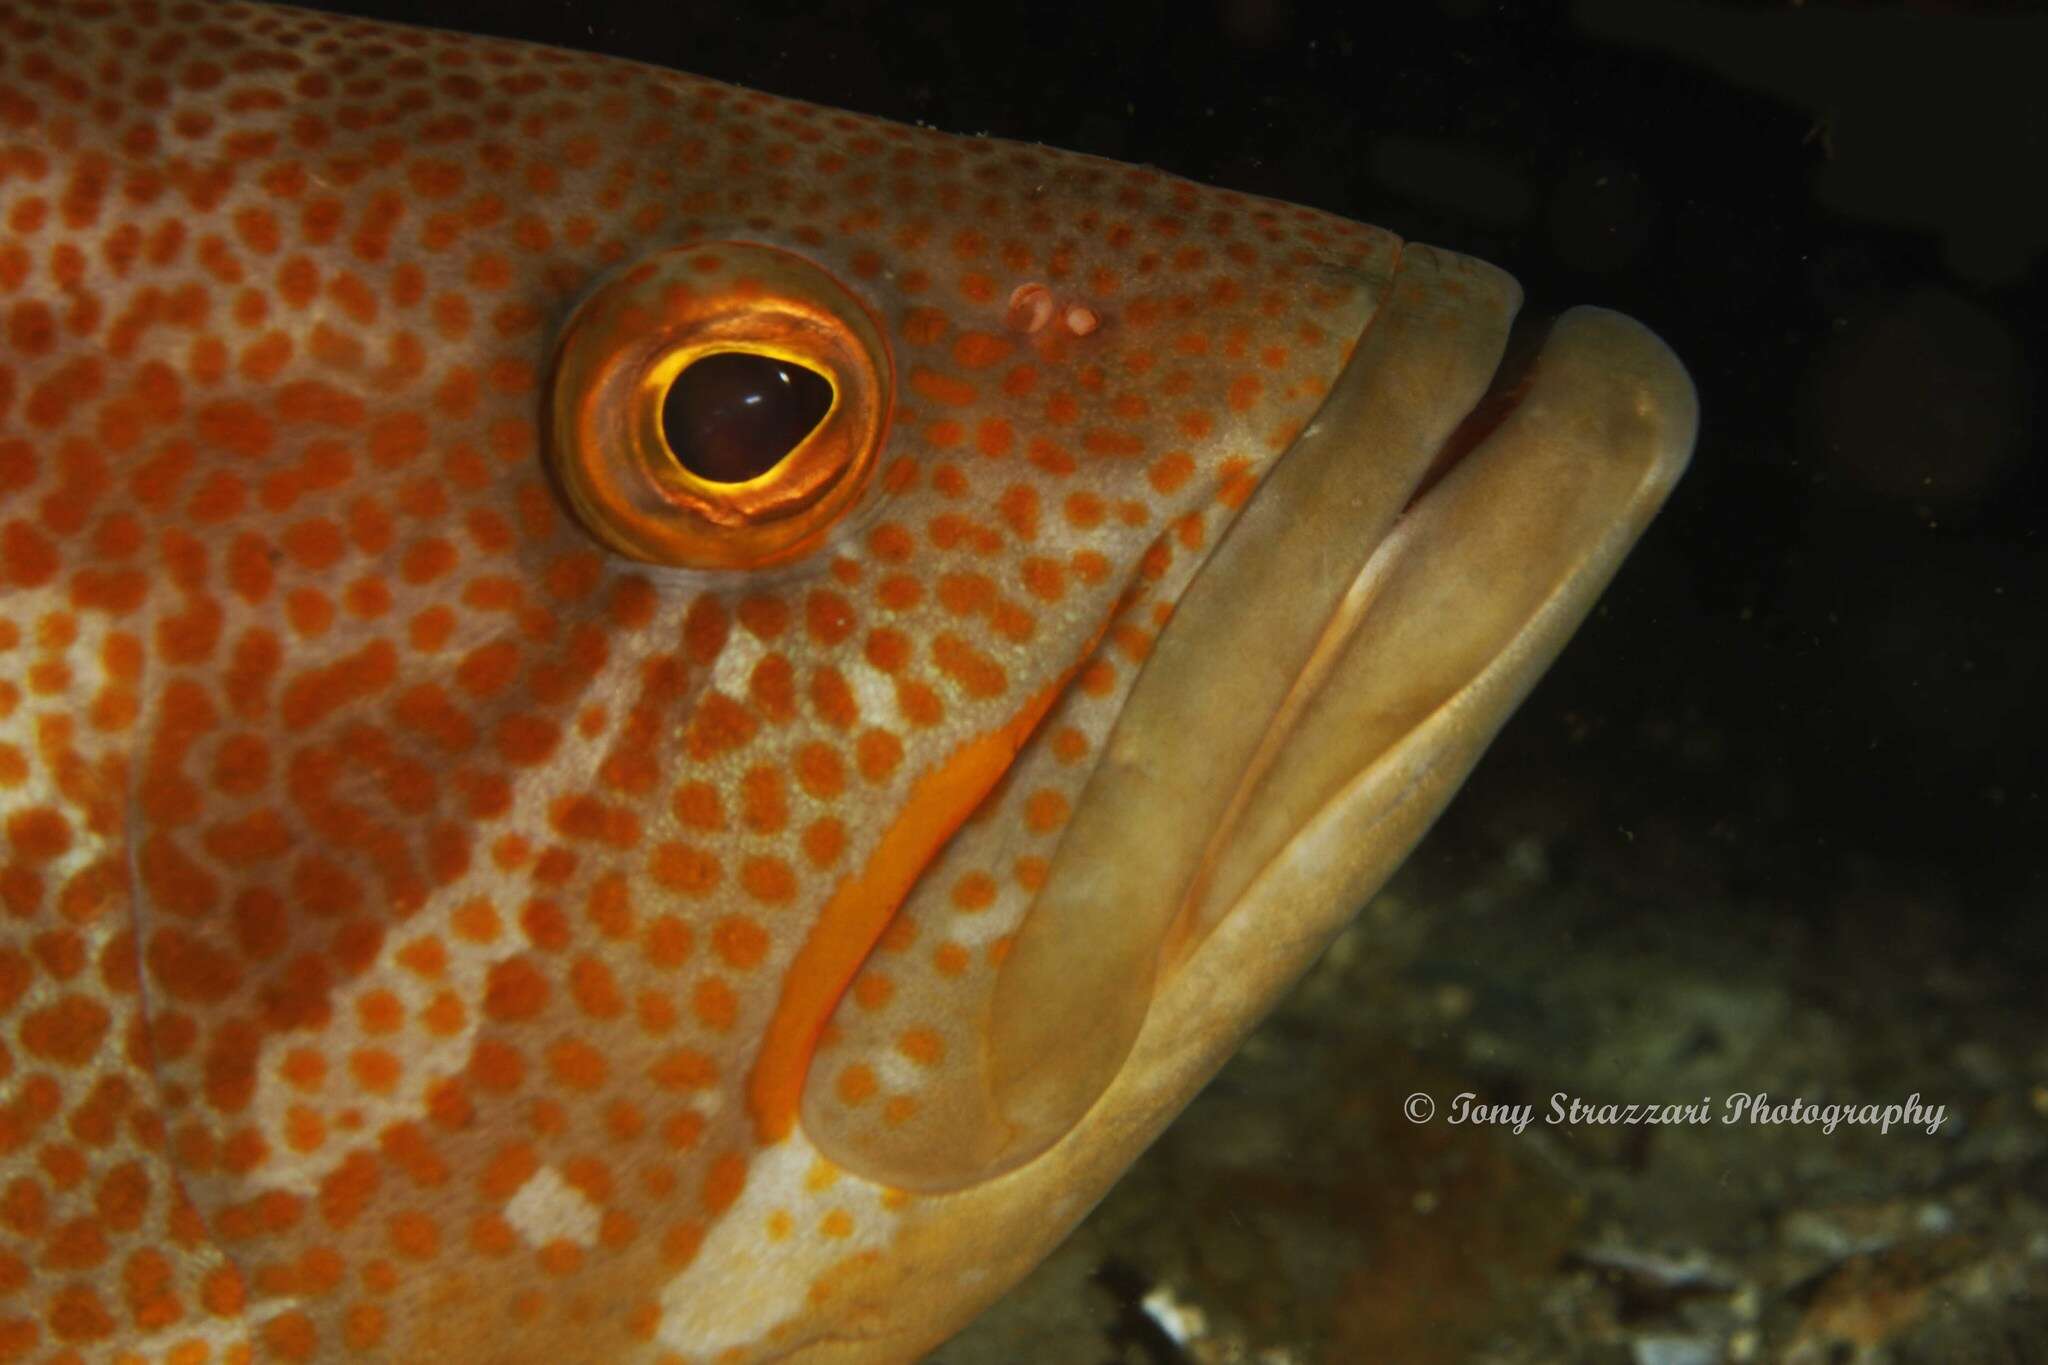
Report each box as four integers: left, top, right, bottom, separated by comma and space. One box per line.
308, 0, 2046, 936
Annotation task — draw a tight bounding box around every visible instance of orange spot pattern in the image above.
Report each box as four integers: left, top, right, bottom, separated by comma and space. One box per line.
0, 3, 1387, 1361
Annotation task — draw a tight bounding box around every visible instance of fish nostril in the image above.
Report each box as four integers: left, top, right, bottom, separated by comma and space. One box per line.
659, 351, 834, 485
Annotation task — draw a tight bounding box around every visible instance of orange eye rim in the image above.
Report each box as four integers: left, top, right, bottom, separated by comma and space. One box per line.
547, 242, 892, 571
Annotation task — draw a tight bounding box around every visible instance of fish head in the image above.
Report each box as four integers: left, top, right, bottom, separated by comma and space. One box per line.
2, 4, 1691, 1360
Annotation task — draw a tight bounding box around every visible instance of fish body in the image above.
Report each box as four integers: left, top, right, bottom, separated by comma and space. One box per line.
0, 3, 1695, 1361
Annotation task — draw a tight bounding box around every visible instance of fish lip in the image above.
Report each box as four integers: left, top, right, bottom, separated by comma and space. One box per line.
1155, 300, 1698, 960
1138, 254, 1536, 961
941, 245, 1529, 1165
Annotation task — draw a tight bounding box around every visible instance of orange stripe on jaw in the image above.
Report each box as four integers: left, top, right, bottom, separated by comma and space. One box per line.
746, 623, 1105, 1145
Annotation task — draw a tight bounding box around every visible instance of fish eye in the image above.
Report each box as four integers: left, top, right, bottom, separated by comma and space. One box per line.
661, 351, 835, 484
547, 242, 891, 570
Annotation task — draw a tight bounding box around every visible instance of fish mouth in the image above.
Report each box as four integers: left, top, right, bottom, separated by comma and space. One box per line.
810, 244, 1697, 1192
982, 244, 1697, 1173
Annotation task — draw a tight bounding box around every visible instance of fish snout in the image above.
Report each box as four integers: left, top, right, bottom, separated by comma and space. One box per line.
808, 245, 1698, 1193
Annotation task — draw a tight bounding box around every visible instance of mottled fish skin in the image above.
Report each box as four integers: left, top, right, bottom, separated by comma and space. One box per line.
0, 3, 1695, 1363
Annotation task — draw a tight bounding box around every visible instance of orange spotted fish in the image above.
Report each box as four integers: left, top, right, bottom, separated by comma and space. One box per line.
0, 2, 1697, 1361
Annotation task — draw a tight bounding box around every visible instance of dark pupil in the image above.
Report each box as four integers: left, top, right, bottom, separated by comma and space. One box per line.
660, 352, 833, 484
